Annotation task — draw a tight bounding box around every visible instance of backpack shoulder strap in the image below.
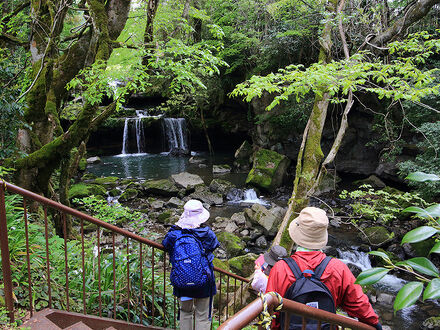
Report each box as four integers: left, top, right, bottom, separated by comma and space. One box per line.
313, 256, 332, 280
283, 257, 302, 279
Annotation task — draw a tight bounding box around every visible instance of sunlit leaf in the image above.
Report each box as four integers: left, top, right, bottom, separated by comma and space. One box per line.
368, 251, 391, 263
355, 268, 390, 285
394, 281, 423, 312
406, 172, 440, 182
425, 204, 440, 218
398, 257, 439, 277
429, 241, 440, 255
423, 278, 440, 300
401, 226, 439, 244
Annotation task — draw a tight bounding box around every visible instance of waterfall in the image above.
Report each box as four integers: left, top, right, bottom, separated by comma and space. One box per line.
226, 188, 270, 206
163, 118, 189, 154
121, 111, 148, 155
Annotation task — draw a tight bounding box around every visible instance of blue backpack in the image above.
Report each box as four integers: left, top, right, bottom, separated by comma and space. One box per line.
169, 233, 212, 289
280, 256, 336, 330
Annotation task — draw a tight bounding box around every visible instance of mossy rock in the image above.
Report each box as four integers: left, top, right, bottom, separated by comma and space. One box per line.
245, 148, 290, 192
360, 226, 395, 247
82, 172, 97, 181
157, 210, 173, 224
142, 179, 179, 197
78, 157, 87, 171
69, 183, 107, 200
118, 188, 139, 202
217, 232, 246, 258
108, 189, 120, 197
422, 316, 440, 329
209, 179, 235, 195
92, 176, 119, 187
213, 258, 230, 272
374, 248, 401, 266
228, 253, 259, 277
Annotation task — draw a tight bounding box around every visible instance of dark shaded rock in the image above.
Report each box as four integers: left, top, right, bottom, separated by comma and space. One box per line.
359, 226, 394, 247
142, 179, 179, 197
209, 179, 235, 195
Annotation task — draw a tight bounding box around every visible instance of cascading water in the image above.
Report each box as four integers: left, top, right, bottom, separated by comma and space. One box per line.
121, 110, 149, 155
163, 118, 189, 155
226, 188, 270, 206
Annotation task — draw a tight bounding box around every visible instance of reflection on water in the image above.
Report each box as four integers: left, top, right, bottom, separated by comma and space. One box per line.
88, 153, 189, 180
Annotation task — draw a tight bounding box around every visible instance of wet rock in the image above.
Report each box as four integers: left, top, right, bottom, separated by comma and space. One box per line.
87, 156, 101, 164
244, 203, 282, 236
213, 216, 228, 229
213, 164, 231, 174
157, 210, 174, 224
171, 172, 204, 189
329, 216, 342, 227
166, 197, 184, 208
209, 179, 235, 195
226, 188, 244, 201
108, 188, 120, 197
228, 253, 259, 277
225, 221, 239, 233
92, 176, 119, 188
217, 232, 246, 257
245, 148, 290, 192
189, 156, 206, 164
346, 262, 362, 277
255, 236, 268, 248
240, 229, 250, 236
119, 188, 139, 202
376, 293, 394, 306
142, 179, 179, 197
189, 186, 223, 206
231, 212, 246, 226
315, 170, 341, 196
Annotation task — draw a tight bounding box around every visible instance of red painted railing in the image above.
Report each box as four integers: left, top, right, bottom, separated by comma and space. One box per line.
218, 293, 376, 330
0, 180, 248, 328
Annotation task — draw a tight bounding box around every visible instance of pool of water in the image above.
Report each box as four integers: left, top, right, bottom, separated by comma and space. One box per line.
86, 151, 249, 186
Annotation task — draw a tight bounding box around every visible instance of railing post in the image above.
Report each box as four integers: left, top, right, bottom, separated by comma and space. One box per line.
0, 182, 15, 322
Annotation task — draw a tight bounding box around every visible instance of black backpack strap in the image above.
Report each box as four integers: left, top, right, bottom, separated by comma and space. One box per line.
313, 256, 332, 280
283, 257, 303, 279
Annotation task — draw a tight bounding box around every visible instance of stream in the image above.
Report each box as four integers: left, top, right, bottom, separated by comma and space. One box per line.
87, 152, 437, 329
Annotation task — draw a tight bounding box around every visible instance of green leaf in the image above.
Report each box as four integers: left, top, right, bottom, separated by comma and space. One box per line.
401, 226, 439, 244
406, 172, 440, 182
423, 278, 440, 300
368, 251, 392, 264
398, 257, 439, 277
355, 268, 390, 285
425, 204, 440, 218
394, 281, 423, 312
429, 241, 440, 255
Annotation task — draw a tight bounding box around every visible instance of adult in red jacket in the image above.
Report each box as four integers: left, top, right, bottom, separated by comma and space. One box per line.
266, 207, 382, 330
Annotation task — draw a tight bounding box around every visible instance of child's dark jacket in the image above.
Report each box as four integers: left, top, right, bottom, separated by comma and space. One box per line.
162, 225, 219, 298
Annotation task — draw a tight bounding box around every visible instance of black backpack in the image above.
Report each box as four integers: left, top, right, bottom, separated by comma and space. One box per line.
280, 256, 336, 330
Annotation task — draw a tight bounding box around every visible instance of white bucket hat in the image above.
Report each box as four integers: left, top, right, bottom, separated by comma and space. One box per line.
288, 207, 328, 250
175, 199, 210, 229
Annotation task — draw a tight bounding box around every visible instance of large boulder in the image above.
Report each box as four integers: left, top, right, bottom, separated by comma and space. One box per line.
217, 232, 246, 258
118, 188, 139, 202
171, 172, 204, 189
92, 176, 120, 188
68, 183, 107, 200
228, 253, 259, 277
245, 148, 290, 192
209, 179, 235, 196
142, 179, 179, 197
244, 203, 282, 236
189, 185, 223, 206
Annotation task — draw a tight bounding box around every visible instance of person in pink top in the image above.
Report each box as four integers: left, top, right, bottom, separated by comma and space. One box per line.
266, 207, 382, 330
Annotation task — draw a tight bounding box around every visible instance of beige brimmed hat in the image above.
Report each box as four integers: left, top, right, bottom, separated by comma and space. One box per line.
289, 207, 328, 249
175, 199, 210, 229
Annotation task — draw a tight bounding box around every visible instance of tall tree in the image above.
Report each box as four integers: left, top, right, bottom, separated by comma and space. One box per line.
232, 0, 440, 251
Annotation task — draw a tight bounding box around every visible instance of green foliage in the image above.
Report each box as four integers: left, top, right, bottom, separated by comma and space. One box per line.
339, 184, 427, 223
72, 196, 144, 226
355, 173, 440, 313
399, 122, 440, 200
1, 193, 174, 327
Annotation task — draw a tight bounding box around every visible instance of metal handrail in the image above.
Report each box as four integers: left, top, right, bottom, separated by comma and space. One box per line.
0, 180, 248, 326
218, 293, 376, 330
